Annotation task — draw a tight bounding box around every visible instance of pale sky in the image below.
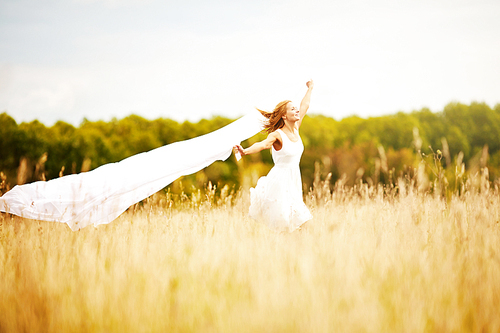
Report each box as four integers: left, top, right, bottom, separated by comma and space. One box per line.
1, 0, 499, 125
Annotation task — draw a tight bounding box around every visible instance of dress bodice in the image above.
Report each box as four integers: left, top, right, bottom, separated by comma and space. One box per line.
271, 128, 304, 167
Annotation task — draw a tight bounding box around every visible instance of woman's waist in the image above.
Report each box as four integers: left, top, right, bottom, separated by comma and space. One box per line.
271, 162, 301, 169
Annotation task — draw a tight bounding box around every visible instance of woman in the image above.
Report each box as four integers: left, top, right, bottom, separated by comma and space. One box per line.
234, 80, 314, 231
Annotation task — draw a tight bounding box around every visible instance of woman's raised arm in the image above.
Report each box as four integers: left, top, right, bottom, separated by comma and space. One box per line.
298, 80, 314, 127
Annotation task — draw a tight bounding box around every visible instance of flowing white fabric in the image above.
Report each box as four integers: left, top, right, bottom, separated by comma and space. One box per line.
0, 110, 266, 230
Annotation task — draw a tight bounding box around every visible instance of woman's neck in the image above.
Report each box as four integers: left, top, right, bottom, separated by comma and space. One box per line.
282, 120, 297, 133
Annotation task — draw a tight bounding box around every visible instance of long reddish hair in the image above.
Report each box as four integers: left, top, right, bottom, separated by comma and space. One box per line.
257, 100, 291, 134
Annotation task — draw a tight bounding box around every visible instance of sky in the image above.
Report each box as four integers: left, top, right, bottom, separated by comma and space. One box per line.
0, 0, 499, 126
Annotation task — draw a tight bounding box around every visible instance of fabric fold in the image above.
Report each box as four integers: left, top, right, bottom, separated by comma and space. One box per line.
0, 110, 265, 230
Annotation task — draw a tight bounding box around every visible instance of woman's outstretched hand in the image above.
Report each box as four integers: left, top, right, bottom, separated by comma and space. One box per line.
233, 145, 245, 155
306, 79, 314, 89
233, 145, 245, 161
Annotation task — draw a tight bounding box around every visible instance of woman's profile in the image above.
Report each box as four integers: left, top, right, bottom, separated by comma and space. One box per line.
234, 80, 314, 231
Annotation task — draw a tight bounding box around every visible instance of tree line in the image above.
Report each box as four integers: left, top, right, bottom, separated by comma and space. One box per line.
1, 101, 499, 195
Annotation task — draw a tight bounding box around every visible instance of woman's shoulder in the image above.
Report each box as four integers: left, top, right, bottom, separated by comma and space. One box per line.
268, 129, 283, 143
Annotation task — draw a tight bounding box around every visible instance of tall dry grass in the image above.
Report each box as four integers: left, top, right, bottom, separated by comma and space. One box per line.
1, 174, 500, 332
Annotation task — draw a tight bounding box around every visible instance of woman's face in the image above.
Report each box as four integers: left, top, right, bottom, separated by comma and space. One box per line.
283, 102, 300, 122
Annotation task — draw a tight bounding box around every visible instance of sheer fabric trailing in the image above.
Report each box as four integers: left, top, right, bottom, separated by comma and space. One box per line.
0, 110, 266, 231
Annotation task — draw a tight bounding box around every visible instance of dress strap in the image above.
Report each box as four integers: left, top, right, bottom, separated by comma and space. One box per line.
277, 129, 288, 147
277, 128, 287, 141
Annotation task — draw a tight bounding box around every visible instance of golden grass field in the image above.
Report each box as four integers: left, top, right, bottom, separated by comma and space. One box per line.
1, 177, 500, 332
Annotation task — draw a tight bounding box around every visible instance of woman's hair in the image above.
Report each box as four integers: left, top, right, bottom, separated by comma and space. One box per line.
257, 100, 291, 134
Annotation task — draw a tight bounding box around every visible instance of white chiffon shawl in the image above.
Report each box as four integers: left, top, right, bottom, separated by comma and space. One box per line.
0, 110, 265, 230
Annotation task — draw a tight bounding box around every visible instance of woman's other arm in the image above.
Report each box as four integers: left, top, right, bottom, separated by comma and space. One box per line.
233, 131, 280, 157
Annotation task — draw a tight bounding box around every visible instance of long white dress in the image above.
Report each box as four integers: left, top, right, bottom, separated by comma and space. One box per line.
0, 110, 266, 231
249, 128, 312, 231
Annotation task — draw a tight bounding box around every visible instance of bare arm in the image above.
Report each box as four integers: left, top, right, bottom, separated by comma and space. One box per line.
298, 80, 314, 127
233, 131, 280, 157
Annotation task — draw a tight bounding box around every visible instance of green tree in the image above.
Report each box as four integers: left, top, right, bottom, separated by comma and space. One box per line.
0, 113, 21, 180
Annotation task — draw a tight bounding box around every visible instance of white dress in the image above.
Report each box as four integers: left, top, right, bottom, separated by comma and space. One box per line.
249, 128, 312, 231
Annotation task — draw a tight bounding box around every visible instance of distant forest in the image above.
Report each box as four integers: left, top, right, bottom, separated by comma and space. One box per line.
1, 101, 500, 194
